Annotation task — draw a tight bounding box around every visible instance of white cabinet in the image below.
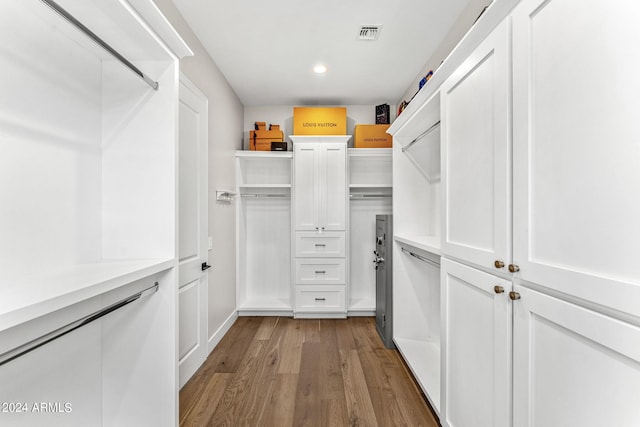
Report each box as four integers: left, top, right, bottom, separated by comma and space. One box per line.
293, 140, 346, 231
512, 285, 640, 427
441, 258, 511, 427
348, 148, 392, 313
236, 152, 292, 314
0, 0, 190, 425
512, 0, 640, 318
292, 136, 349, 318
441, 18, 511, 272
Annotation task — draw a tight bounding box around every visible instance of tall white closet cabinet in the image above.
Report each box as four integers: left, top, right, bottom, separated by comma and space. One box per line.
0, 1, 191, 426
390, 0, 640, 425
291, 136, 349, 318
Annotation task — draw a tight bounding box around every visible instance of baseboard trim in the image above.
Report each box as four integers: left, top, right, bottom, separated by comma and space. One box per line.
207, 310, 238, 354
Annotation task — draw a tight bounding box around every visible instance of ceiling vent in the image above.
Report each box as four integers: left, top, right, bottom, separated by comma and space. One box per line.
358, 25, 381, 41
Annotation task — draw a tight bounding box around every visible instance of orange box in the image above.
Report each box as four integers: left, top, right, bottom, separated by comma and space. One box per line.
353, 124, 392, 148
293, 107, 347, 135
249, 129, 284, 151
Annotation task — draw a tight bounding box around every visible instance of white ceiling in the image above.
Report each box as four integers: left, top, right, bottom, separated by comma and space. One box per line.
171, 0, 472, 106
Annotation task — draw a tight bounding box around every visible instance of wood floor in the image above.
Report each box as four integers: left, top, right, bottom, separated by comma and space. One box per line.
179, 316, 439, 427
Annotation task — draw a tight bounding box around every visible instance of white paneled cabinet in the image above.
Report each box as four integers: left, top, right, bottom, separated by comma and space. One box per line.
512, 0, 640, 318
391, 0, 640, 425
292, 136, 349, 318
293, 139, 346, 232
441, 259, 511, 427
441, 19, 511, 272
512, 285, 640, 427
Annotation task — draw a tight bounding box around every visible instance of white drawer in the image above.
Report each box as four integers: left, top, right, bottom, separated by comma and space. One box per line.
295, 232, 345, 257
295, 286, 346, 312
295, 258, 346, 285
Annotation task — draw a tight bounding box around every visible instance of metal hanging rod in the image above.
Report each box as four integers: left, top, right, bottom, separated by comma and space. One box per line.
349, 194, 392, 199
0, 282, 159, 367
401, 120, 441, 153
40, 0, 159, 90
241, 193, 290, 198
401, 247, 441, 267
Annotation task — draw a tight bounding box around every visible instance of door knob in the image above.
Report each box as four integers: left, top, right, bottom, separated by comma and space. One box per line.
202, 262, 211, 271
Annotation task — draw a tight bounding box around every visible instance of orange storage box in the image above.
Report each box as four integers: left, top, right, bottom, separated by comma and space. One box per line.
293, 107, 347, 135
249, 123, 285, 151
353, 124, 392, 148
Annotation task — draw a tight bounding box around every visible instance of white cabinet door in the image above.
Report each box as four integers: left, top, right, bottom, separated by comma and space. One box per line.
512, 0, 640, 318
512, 284, 640, 427
294, 142, 346, 231
441, 19, 511, 272
441, 258, 512, 427
321, 143, 346, 231
294, 144, 320, 230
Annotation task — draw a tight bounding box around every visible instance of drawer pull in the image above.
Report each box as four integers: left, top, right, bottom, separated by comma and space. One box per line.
315, 297, 326, 301
315, 244, 326, 247
315, 270, 326, 274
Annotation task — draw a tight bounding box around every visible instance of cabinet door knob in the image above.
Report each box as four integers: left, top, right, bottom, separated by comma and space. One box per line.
509, 291, 521, 301
494, 260, 505, 269
508, 264, 520, 273
494, 285, 504, 294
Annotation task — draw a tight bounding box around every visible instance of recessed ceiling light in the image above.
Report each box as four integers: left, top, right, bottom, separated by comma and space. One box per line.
313, 64, 327, 74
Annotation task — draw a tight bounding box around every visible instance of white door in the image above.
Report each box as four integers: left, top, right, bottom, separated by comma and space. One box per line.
512, 285, 640, 427
321, 143, 346, 231
440, 20, 511, 273
512, 0, 640, 318
441, 258, 512, 427
178, 75, 209, 388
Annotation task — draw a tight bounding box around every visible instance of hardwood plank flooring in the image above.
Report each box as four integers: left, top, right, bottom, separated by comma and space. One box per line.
180, 317, 439, 427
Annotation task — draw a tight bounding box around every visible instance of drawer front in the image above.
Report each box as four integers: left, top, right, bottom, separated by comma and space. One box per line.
295, 258, 346, 285
295, 286, 346, 312
296, 232, 345, 257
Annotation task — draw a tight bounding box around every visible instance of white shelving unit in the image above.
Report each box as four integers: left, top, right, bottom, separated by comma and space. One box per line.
389, 92, 443, 415
0, 0, 190, 425
236, 151, 293, 315
348, 148, 392, 314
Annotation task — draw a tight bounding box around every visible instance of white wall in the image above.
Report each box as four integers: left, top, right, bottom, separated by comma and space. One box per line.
398, 0, 491, 106
243, 105, 397, 150
153, 0, 243, 344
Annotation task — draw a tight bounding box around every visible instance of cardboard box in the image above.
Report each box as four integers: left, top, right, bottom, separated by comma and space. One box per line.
293, 107, 347, 135
353, 124, 392, 148
249, 129, 284, 151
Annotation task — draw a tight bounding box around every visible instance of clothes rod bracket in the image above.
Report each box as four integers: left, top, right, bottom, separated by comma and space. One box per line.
0, 282, 159, 367
40, 0, 159, 90
216, 190, 237, 202
401, 247, 441, 267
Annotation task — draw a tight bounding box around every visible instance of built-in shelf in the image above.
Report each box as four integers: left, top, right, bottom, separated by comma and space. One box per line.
394, 338, 441, 416
239, 184, 291, 189
235, 151, 293, 158
394, 234, 441, 256
0, 259, 174, 332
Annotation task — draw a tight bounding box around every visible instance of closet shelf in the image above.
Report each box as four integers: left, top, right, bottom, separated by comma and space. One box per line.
394, 337, 441, 415
394, 234, 441, 256
0, 259, 174, 332
235, 151, 293, 158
